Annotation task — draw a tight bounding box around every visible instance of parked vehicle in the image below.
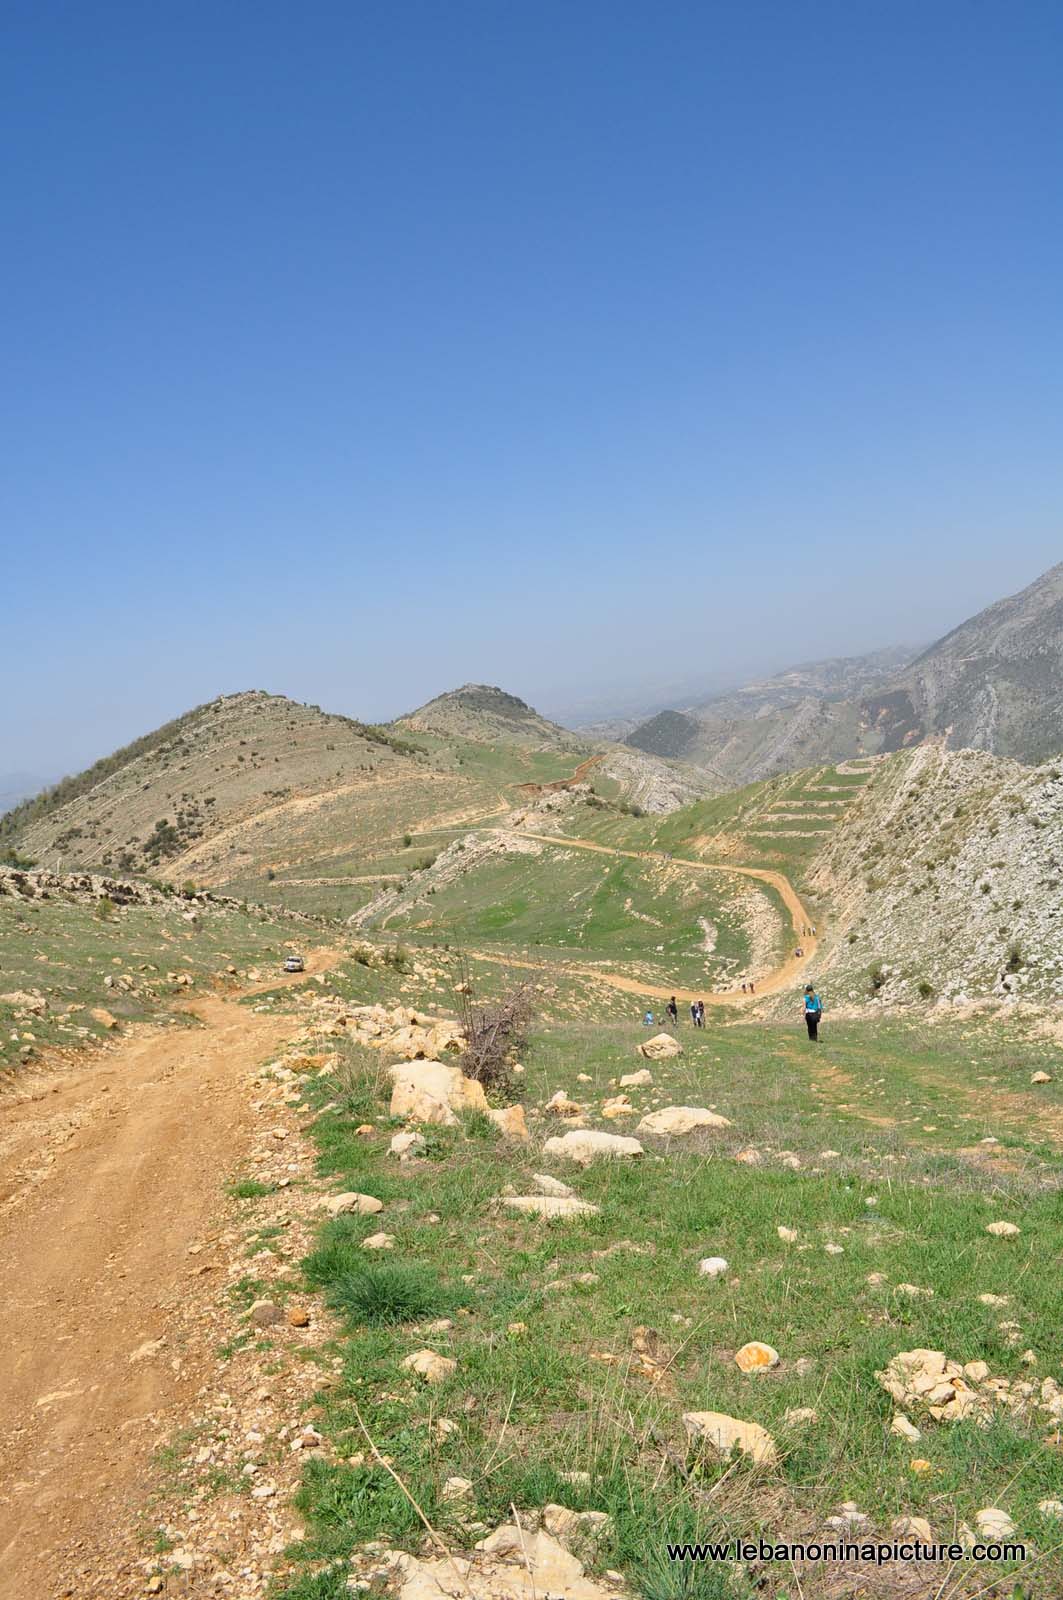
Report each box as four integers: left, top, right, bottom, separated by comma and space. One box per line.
282, 954, 305, 973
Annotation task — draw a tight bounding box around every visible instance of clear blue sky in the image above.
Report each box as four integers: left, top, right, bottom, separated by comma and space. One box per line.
3, 0, 1061, 774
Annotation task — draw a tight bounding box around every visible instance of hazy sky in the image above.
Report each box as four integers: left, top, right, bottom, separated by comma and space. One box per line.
3, 1, 1061, 776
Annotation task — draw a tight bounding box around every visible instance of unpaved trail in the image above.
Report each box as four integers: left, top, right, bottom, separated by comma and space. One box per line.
510, 831, 818, 1000
0, 951, 341, 1600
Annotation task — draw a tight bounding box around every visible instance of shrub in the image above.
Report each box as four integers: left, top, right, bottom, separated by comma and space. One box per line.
916, 980, 935, 1000
454, 959, 536, 1090
1005, 941, 1025, 974
325, 1261, 455, 1327
868, 962, 886, 993
95, 894, 115, 920
402, 833, 412, 848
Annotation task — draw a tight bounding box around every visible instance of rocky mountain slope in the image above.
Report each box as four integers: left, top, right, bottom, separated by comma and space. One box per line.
806, 741, 1063, 1005
397, 684, 586, 751
625, 561, 1063, 782
626, 647, 916, 783
862, 560, 1063, 761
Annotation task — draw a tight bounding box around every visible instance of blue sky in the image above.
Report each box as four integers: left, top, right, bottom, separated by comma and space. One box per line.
2, 0, 1061, 774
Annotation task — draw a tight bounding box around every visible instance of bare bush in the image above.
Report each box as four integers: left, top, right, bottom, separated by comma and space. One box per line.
451, 955, 536, 1090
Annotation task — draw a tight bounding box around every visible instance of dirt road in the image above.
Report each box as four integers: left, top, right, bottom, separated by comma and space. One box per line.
0, 953, 340, 1600
510, 831, 818, 1000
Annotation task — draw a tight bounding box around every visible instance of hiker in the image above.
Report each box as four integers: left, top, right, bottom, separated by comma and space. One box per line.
689, 1001, 698, 1026
642, 1010, 654, 1027
741, 981, 747, 994
696, 999, 705, 1027
667, 996, 678, 1028
749, 981, 755, 994
803, 984, 823, 1042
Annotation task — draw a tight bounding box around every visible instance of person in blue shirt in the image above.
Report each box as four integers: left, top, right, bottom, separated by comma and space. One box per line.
803, 984, 823, 1041
642, 1011, 654, 1027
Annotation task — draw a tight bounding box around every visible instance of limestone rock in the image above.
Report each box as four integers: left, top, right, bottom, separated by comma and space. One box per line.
697, 1257, 729, 1279
892, 1516, 932, 1540
501, 1196, 600, 1220
777, 1226, 798, 1243
530, 1173, 576, 1198
390, 1521, 619, 1600
683, 1410, 777, 1466
442, 1476, 474, 1502
250, 1300, 283, 1328
637, 1032, 682, 1060
890, 1413, 922, 1442
735, 1341, 779, 1373
619, 1069, 653, 1088
1031, 1071, 1053, 1084
363, 1232, 395, 1250
601, 1095, 634, 1119
389, 1131, 426, 1160
321, 1191, 384, 1217
487, 1105, 529, 1142
975, 1508, 1015, 1539
545, 1090, 584, 1117
90, 1007, 118, 1030
783, 1407, 818, 1425
543, 1130, 644, 1166
636, 1106, 732, 1136
389, 1061, 488, 1126
401, 1349, 456, 1385
986, 1220, 1020, 1238
541, 1505, 612, 1553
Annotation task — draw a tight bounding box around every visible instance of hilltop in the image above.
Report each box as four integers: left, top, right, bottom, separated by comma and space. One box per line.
396, 684, 585, 751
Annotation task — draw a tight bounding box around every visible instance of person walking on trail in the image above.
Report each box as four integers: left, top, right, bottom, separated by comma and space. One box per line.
803, 984, 823, 1042
642, 1010, 654, 1027
689, 1001, 698, 1026
696, 999, 705, 1027
667, 996, 679, 1028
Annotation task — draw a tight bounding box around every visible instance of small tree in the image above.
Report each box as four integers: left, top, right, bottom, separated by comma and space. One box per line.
451, 953, 536, 1090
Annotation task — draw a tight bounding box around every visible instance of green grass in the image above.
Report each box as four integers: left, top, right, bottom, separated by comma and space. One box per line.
273, 1009, 1063, 1599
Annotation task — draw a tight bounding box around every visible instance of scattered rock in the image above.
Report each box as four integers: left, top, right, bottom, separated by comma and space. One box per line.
890, 1413, 922, 1442
777, 1226, 798, 1244
986, 1221, 1020, 1238
545, 1090, 584, 1118
501, 1195, 600, 1220
363, 1232, 395, 1250
90, 1007, 118, 1030
601, 1095, 634, 1119
975, 1508, 1016, 1539
1031, 1071, 1053, 1084
1039, 1499, 1063, 1518
389, 1131, 427, 1161
542, 1130, 644, 1166
892, 1516, 932, 1540
250, 1300, 283, 1328
683, 1410, 777, 1466
287, 1305, 311, 1328
619, 1069, 653, 1088
637, 1033, 681, 1060
530, 1173, 576, 1198
783, 1407, 818, 1425
697, 1257, 729, 1279
636, 1106, 732, 1136
442, 1476, 474, 1502
487, 1105, 529, 1142
321, 1191, 384, 1217
390, 1521, 618, 1600
401, 1349, 456, 1385
735, 1341, 779, 1373
389, 1061, 488, 1126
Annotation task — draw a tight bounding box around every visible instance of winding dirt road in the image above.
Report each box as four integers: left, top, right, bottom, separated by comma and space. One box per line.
0, 951, 341, 1600
469, 830, 818, 1005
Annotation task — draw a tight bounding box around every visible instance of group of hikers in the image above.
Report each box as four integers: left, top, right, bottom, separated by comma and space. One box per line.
641, 983, 824, 1040
642, 997, 706, 1028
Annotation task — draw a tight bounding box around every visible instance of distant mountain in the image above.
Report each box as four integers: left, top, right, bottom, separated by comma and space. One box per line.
396, 684, 585, 751
626, 646, 918, 783
862, 561, 1063, 762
